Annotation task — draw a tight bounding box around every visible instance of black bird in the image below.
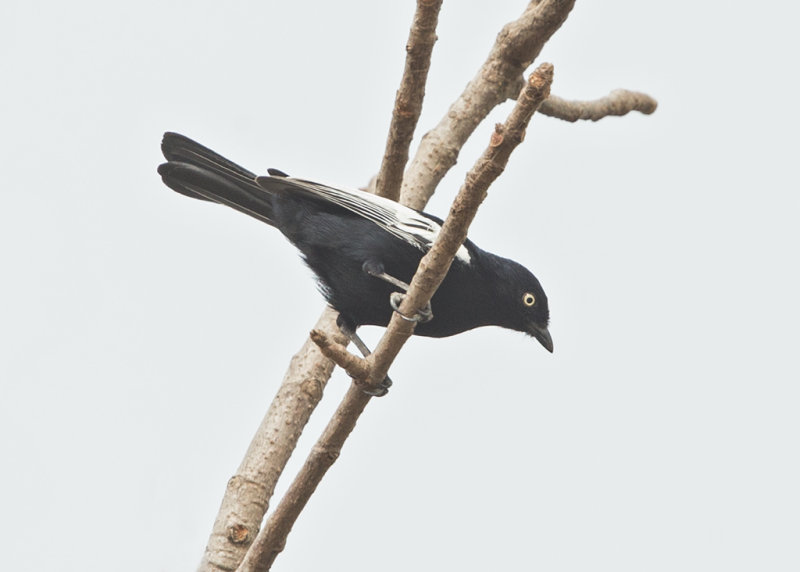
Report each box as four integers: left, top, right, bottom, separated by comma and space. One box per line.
158, 133, 553, 367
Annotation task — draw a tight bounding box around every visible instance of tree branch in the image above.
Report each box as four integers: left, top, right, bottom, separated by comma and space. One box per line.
374, 0, 443, 201
539, 90, 657, 122
199, 4, 444, 570
400, 0, 575, 210
237, 63, 555, 572
198, 308, 345, 572
237, 385, 372, 572
200, 4, 587, 570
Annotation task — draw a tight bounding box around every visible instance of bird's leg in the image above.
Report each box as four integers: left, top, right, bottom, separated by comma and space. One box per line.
362, 260, 433, 324
336, 315, 392, 397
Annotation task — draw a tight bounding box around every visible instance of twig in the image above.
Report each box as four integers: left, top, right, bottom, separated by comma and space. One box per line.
238, 63, 555, 572
309, 329, 370, 381
400, 0, 575, 210
374, 0, 443, 201
539, 90, 658, 122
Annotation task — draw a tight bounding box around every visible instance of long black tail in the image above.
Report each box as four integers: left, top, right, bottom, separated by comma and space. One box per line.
158, 132, 276, 226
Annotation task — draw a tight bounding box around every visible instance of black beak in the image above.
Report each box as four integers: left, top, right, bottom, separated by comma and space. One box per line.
528, 323, 554, 353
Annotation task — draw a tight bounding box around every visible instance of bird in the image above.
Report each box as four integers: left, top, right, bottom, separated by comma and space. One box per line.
157, 132, 552, 390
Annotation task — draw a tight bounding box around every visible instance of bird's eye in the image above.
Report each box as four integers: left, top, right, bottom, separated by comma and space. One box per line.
522, 293, 536, 307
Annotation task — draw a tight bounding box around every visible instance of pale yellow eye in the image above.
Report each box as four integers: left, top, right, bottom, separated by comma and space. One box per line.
523, 293, 536, 307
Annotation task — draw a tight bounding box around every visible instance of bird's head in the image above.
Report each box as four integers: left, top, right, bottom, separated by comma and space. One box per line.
489, 256, 552, 352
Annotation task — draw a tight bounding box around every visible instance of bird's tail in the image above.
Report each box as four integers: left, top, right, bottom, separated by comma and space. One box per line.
158, 132, 275, 226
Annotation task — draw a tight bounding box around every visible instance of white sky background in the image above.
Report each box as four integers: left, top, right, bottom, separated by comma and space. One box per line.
1, 1, 798, 570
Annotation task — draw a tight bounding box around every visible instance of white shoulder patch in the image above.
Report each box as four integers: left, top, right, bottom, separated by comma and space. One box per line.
287, 179, 472, 264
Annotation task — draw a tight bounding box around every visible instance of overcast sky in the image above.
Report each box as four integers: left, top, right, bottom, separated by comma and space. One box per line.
2, 1, 798, 571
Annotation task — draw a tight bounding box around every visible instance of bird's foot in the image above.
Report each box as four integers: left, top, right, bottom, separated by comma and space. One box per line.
362, 261, 434, 324
390, 292, 433, 324
358, 376, 392, 397
342, 324, 393, 397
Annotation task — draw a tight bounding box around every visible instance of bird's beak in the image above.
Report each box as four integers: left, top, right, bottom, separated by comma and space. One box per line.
528, 323, 554, 353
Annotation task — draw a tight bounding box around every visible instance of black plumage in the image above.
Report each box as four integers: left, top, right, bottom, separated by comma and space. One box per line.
157, 132, 553, 352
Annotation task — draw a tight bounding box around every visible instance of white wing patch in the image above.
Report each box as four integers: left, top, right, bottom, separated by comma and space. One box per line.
285, 179, 472, 264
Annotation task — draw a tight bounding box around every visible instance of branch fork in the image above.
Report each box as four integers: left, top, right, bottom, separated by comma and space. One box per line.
198, 1, 658, 570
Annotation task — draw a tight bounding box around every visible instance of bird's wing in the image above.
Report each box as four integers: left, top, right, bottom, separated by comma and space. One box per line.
256, 176, 471, 263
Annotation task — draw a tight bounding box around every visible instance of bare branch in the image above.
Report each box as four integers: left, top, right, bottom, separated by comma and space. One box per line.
201, 3, 625, 570
237, 385, 372, 572
199, 4, 445, 569
539, 90, 658, 122
374, 0, 443, 201
238, 63, 555, 572
199, 308, 345, 572
400, 0, 575, 210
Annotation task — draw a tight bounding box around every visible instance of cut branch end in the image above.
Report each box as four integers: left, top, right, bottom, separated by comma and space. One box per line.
309, 329, 371, 381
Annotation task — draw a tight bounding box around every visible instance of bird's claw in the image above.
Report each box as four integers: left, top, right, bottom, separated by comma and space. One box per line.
390, 292, 433, 323
359, 375, 392, 397
342, 325, 394, 396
